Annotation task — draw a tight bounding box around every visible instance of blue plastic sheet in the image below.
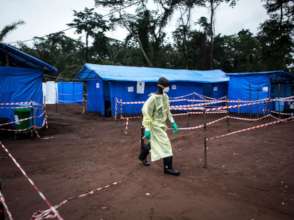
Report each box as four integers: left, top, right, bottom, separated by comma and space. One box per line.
0, 67, 44, 127
77, 63, 229, 83
57, 82, 83, 104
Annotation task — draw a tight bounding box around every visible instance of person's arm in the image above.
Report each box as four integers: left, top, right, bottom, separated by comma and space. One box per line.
166, 95, 175, 124
166, 95, 178, 134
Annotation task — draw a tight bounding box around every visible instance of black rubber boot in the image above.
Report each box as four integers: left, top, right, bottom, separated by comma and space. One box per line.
163, 156, 180, 176
138, 143, 151, 166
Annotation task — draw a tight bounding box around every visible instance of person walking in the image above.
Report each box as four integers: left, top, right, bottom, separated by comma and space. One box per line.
139, 77, 180, 176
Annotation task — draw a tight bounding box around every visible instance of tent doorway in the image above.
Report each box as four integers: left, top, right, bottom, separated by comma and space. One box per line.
103, 82, 112, 117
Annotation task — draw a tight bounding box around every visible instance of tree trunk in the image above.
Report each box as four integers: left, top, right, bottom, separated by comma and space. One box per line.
209, 0, 215, 69
123, 20, 153, 66
85, 33, 89, 62
137, 36, 153, 67
280, 3, 283, 27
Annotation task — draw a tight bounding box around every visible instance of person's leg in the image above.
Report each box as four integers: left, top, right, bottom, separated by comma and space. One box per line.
163, 156, 180, 176
138, 142, 151, 166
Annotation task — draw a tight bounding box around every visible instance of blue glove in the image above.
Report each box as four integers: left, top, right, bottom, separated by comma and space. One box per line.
171, 122, 179, 134
144, 129, 151, 140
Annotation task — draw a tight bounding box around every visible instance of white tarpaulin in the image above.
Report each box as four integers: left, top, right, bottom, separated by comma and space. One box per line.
43, 81, 58, 104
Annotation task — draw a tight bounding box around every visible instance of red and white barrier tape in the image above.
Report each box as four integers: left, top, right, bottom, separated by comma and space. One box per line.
171, 92, 198, 99
124, 118, 129, 134
116, 98, 226, 105
177, 116, 228, 131
32, 181, 121, 220
122, 111, 228, 133
123, 112, 292, 133
170, 100, 226, 109
0, 101, 43, 107
208, 116, 294, 141
228, 114, 272, 122
0, 143, 63, 220
173, 99, 272, 112
179, 110, 228, 115
0, 106, 34, 109
0, 190, 14, 220
269, 114, 281, 120
271, 110, 294, 116
120, 110, 228, 122
0, 101, 33, 106
0, 111, 45, 128
116, 95, 294, 107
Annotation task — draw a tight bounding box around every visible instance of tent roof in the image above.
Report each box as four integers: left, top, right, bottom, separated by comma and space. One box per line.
226, 70, 291, 77
0, 43, 58, 75
77, 63, 229, 83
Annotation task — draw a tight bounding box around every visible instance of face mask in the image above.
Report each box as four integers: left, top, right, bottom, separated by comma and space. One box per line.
163, 87, 170, 93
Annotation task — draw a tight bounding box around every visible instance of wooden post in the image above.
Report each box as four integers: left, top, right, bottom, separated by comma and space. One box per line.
278, 83, 281, 117
203, 108, 208, 168
55, 86, 58, 113
249, 83, 252, 118
226, 99, 230, 132
186, 112, 190, 127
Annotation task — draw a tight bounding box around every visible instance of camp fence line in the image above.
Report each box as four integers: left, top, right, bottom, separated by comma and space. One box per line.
207, 116, 294, 141
0, 142, 64, 220
123, 110, 292, 134
32, 181, 121, 220
0, 190, 14, 220
118, 95, 294, 133
116, 95, 294, 119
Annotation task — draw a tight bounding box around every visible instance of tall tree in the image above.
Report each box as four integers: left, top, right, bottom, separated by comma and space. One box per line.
95, 0, 206, 66
19, 32, 84, 79
172, 16, 210, 69
68, 7, 110, 62
0, 21, 25, 42
258, 0, 293, 70
204, 0, 237, 69
263, 0, 293, 24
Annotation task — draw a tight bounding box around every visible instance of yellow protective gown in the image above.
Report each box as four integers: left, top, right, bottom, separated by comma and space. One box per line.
142, 93, 175, 162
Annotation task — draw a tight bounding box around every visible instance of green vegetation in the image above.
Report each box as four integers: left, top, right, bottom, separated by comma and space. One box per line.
9, 0, 293, 78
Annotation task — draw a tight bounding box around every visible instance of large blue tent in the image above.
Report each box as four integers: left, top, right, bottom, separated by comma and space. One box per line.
227, 71, 294, 114
77, 64, 229, 116
0, 43, 58, 128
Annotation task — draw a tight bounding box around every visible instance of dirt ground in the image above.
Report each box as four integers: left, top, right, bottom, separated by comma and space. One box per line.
1, 104, 294, 220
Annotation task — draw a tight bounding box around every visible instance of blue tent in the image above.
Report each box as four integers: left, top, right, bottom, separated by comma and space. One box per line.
227, 71, 294, 114
0, 43, 58, 128
77, 64, 229, 116
57, 82, 83, 104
